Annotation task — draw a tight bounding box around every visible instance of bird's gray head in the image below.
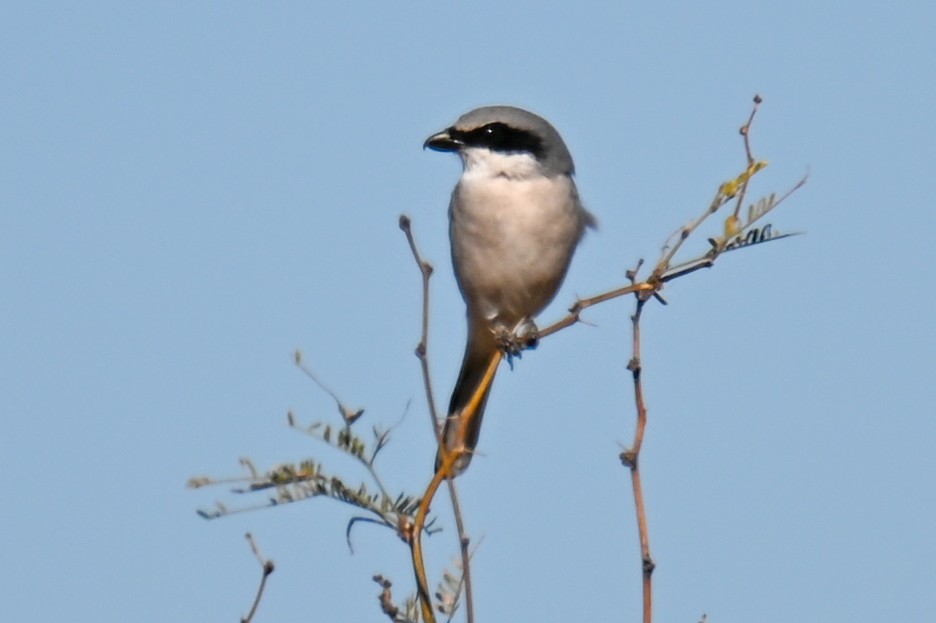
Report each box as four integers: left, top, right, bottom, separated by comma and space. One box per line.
424, 106, 575, 178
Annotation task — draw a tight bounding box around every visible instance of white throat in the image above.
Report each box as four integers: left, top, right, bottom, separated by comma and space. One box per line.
460, 148, 544, 181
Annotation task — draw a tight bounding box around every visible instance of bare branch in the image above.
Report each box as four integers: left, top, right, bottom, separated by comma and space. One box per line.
399, 214, 441, 434
538, 282, 653, 339
294, 350, 364, 425
401, 214, 475, 623
241, 533, 275, 623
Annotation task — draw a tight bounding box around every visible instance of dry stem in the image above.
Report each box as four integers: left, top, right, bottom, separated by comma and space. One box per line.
621, 291, 654, 623
539, 95, 794, 623
400, 215, 475, 623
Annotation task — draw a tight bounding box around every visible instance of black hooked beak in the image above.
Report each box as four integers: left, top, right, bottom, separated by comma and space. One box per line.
423, 127, 462, 152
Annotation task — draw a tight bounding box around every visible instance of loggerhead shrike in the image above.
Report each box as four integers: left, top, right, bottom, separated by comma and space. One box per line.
424, 106, 596, 476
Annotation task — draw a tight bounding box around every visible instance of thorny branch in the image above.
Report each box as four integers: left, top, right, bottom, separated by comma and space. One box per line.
543, 97, 806, 341
544, 94, 804, 623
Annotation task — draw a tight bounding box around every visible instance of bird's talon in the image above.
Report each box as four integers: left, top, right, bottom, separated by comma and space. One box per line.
492, 318, 540, 361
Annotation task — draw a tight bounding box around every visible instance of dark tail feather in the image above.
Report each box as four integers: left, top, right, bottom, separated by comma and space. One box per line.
435, 327, 500, 476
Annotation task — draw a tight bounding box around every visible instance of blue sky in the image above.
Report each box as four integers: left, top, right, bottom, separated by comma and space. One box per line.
2, 2, 934, 621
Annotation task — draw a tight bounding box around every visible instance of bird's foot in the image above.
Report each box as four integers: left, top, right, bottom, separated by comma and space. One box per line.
493, 318, 540, 369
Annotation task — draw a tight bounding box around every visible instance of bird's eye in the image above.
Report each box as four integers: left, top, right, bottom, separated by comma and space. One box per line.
461, 122, 543, 158
480, 124, 508, 147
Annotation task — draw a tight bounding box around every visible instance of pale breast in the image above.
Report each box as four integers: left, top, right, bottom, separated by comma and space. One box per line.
449, 174, 585, 324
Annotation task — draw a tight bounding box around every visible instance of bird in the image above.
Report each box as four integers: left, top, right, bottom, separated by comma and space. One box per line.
424, 105, 596, 477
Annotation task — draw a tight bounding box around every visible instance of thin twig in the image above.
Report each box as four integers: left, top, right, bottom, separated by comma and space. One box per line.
399, 215, 441, 434
741, 95, 762, 166
538, 282, 653, 339
444, 482, 473, 623
652, 189, 728, 282
620, 292, 654, 623
241, 533, 275, 623
442, 535, 483, 623
290, 358, 392, 501
542, 96, 797, 346
729, 94, 763, 221
292, 350, 364, 425
400, 214, 475, 623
